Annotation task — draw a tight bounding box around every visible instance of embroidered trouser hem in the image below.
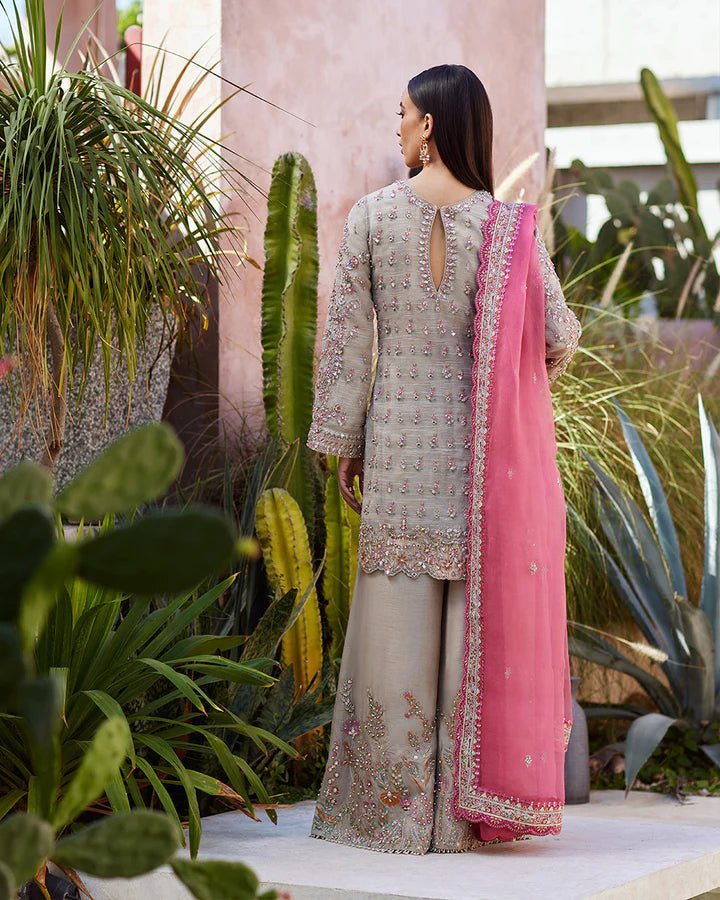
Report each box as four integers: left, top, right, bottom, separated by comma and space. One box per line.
309, 568, 532, 855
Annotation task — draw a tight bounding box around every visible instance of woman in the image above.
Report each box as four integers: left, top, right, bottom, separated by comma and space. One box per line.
305, 64, 582, 855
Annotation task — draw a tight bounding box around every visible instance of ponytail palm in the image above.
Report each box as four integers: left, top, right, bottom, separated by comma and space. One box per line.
0, 0, 244, 465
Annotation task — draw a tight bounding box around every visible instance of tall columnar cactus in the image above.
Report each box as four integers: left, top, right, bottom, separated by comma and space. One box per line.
255, 487, 322, 695
261, 152, 321, 544
322, 456, 360, 663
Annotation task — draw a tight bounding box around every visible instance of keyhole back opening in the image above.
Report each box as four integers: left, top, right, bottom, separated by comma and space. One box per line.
429, 209, 447, 294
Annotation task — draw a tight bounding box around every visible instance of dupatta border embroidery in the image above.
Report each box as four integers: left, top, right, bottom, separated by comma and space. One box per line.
451, 199, 565, 835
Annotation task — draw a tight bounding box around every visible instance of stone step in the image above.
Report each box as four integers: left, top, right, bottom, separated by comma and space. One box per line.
82, 791, 720, 900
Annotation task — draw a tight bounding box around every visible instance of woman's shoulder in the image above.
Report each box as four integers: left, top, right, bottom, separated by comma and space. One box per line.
350, 179, 402, 211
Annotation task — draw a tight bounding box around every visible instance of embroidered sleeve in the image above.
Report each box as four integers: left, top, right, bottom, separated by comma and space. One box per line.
307, 198, 376, 457
534, 225, 582, 384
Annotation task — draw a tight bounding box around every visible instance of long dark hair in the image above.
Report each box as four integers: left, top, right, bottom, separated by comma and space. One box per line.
407, 64, 494, 194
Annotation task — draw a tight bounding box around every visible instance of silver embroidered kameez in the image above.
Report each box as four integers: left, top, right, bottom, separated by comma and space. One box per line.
306, 179, 582, 581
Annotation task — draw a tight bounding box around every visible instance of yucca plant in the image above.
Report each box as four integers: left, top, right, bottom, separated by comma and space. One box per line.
568, 395, 720, 794
0, 0, 247, 466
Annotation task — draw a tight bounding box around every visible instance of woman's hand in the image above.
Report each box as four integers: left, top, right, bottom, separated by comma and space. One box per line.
337, 456, 364, 515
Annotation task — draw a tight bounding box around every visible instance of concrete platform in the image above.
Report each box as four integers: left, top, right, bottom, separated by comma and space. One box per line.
82, 791, 720, 900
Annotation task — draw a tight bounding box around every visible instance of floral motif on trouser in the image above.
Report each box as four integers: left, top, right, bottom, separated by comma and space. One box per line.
310, 567, 531, 854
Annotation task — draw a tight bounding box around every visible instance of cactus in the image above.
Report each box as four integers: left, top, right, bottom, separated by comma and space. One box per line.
260, 152, 321, 545
52, 717, 131, 830
255, 487, 322, 695
56, 423, 184, 520
640, 67, 709, 250
0, 814, 54, 887
53, 810, 179, 878
322, 456, 360, 663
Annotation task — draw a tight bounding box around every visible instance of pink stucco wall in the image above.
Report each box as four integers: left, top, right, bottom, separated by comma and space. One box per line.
146, 3, 548, 439
44, 0, 117, 71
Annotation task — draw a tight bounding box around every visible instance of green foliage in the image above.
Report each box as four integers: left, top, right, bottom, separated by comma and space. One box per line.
75, 508, 235, 594
56, 423, 184, 520
171, 858, 276, 900
0, 424, 281, 896
0, 813, 53, 886
565, 68, 719, 320
255, 487, 323, 696
52, 717, 130, 830
260, 152, 324, 546
229, 586, 333, 787
322, 456, 360, 663
0, 0, 248, 452
0, 461, 53, 521
0, 861, 14, 900
569, 395, 720, 793
639, 67, 710, 249
261, 152, 319, 451
53, 811, 178, 879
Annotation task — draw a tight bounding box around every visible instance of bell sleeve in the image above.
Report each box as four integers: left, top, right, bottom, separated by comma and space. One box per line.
306, 198, 376, 457
534, 225, 582, 384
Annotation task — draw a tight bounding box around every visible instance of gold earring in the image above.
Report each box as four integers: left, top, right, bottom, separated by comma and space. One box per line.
419, 136, 430, 165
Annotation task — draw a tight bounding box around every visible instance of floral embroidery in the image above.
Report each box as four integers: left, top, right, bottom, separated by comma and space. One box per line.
534, 225, 582, 384
307, 185, 574, 581
358, 518, 467, 580
310, 680, 524, 854
310, 679, 437, 854
306, 198, 375, 458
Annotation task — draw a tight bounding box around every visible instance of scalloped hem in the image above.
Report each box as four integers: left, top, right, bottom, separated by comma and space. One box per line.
357, 519, 468, 580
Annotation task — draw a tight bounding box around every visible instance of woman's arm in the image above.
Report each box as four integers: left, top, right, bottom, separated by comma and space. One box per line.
534, 225, 582, 384
306, 198, 376, 457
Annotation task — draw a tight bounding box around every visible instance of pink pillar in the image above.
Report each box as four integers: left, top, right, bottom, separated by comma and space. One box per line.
124, 25, 142, 94
44, 0, 117, 71
143, 1, 548, 441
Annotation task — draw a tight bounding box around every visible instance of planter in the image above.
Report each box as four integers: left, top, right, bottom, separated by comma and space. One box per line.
565, 674, 590, 804
0, 307, 175, 489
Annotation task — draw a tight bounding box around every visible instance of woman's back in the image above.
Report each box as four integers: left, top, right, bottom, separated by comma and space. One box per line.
307, 178, 581, 580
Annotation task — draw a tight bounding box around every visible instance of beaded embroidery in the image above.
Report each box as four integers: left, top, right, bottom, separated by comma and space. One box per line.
534, 225, 582, 383
307, 198, 375, 458
310, 679, 528, 854
307, 182, 581, 578
358, 519, 467, 580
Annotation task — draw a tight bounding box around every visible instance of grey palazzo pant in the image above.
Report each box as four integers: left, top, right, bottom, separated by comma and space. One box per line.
309, 567, 485, 854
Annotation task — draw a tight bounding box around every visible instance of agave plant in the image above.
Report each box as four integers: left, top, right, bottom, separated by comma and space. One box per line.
568, 394, 720, 793
0, 0, 247, 466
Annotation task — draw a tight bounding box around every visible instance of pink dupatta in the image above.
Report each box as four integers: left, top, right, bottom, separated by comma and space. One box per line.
452, 199, 573, 842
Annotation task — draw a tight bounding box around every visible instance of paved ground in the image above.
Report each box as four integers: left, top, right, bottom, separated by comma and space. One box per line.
83, 791, 720, 900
